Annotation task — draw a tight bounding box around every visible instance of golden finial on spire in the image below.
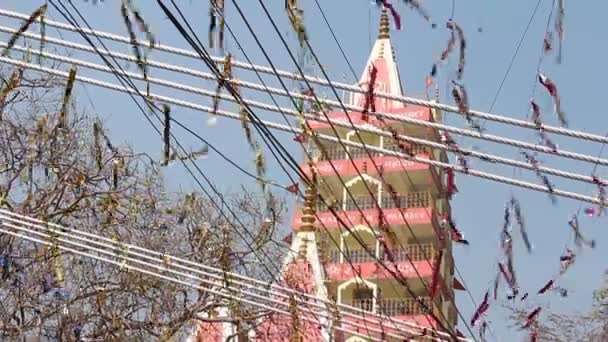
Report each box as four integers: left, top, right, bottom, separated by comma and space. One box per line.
299, 164, 317, 232
378, 7, 390, 39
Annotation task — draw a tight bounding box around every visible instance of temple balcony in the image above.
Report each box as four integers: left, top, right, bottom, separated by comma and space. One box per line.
324, 243, 435, 281
292, 190, 444, 236
330, 278, 455, 341
349, 296, 432, 318
334, 280, 445, 337
305, 105, 435, 138
324, 248, 452, 303
302, 136, 443, 193
336, 296, 458, 341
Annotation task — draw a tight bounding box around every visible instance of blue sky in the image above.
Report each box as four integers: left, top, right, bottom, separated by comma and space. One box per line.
2, 1, 608, 340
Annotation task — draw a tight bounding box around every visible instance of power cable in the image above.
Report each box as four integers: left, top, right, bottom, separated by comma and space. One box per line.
7, 43, 604, 189
2, 8, 607, 145
161, 0, 443, 334
3, 57, 603, 208
0, 208, 467, 341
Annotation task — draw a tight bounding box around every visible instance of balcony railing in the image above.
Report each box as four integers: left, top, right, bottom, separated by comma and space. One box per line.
379, 297, 432, 316
381, 244, 434, 262
351, 298, 375, 312
328, 243, 434, 264
348, 297, 432, 316
314, 144, 429, 161
383, 139, 430, 155
316, 191, 431, 212
328, 248, 376, 264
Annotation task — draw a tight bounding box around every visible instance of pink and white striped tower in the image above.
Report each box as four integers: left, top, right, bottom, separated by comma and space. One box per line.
293, 7, 460, 340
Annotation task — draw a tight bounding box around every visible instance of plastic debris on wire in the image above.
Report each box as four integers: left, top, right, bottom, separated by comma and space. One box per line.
0, 255, 10, 281
523, 307, 542, 329
521, 152, 556, 204
93, 121, 104, 170
537, 279, 554, 294
451, 81, 468, 112
537, 72, 567, 127
167, 146, 210, 164
162, 104, 171, 166
523, 307, 541, 342
208, 0, 226, 49
567, 214, 595, 250
530, 99, 542, 128
59, 66, 77, 130
1, 3, 47, 57
446, 20, 467, 80
478, 320, 489, 342
231, 62, 262, 154
510, 197, 533, 253
429, 250, 444, 300
554, 0, 565, 63
543, 32, 553, 55
446, 168, 458, 199
430, 21, 456, 78
591, 175, 607, 216
470, 291, 490, 327
544, 0, 565, 63
401, 0, 433, 27
0, 66, 24, 120
112, 158, 121, 190
497, 202, 522, 300
286, 0, 308, 47
537, 279, 568, 298
374, 1, 402, 30
209, 53, 233, 127
560, 249, 576, 274
530, 97, 559, 152
121, 0, 155, 98
452, 81, 481, 131
361, 64, 378, 122
457, 153, 469, 173
442, 216, 469, 245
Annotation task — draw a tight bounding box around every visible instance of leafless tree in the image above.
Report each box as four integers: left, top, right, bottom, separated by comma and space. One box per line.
504, 273, 608, 342
0, 62, 286, 341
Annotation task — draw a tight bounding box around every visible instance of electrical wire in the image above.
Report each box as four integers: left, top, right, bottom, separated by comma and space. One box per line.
0, 210, 468, 341
1, 8, 607, 146
2, 57, 603, 208
186, 0, 464, 335
3, 2, 460, 338
310, 0, 358, 80
8, 43, 606, 190
0, 222, 403, 342
1, 12, 460, 334
0, 30, 592, 338
2, 4, 592, 336
161, 0, 446, 335
58, 1, 432, 340
485, 0, 543, 115
50, 2, 448, 340
4, 24, 595, 338
0, 208, 443, 338
250, 1, 477, 337
4, 25, 607, 173
42, 6, 324, 339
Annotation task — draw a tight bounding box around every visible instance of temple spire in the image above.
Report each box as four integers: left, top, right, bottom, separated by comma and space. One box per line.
378, 7, 390, 39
